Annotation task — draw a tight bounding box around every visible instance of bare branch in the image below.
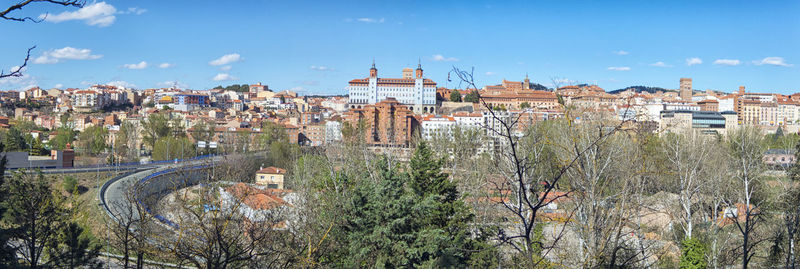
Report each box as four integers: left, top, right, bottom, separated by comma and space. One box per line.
0, 46, 34, 79
0, 0, 84, 22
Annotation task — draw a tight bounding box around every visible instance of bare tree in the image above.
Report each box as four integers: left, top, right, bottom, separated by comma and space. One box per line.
448, 67, 634, 266
728, 126, 768, 269
107, 183, 154, 269
662, 131, 712, 240
0, 0, 84, 79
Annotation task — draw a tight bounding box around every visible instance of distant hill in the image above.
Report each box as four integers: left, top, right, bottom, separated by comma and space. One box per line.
609, 86, 672, 94
530, 83, 551, 91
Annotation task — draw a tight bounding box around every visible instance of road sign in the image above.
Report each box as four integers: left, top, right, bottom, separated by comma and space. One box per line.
198, 141, 206, 148
209, 142, 218, 149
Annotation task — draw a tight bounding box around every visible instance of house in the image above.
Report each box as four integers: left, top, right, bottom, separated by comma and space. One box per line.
255, 166, 286, 189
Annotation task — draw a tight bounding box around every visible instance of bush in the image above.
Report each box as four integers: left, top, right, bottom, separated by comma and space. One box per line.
63, 176, 78, 194
679, 237, 707, 269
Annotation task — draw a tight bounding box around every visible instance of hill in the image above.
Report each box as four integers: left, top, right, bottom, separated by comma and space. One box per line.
609, 86, 673, 94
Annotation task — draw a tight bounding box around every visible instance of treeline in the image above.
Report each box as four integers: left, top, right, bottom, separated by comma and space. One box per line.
213, 84, 251, 93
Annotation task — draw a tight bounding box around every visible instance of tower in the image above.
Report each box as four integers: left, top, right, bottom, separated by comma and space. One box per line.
739, 86, 745, 94
680, 78, 692, 101
524, 73, 530, 90
415, 59, 423, 79
369, 59, 377, 78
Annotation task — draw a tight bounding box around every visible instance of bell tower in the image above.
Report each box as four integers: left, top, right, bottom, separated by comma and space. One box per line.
415, 59, 423, 79
369, 59, 377, 78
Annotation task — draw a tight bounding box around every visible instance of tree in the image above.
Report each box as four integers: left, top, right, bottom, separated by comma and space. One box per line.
4, 170, 65, 269
3, 126, 27, 151
680, 237, 708, 269
520, 101, 530, 109
142, 113, 171, 150
151, 136, 195, 161
77, 125, 108, 155
107, 184, 154, 269
0, 142, 17, 267
463, 90, 480, 103
449, 91, 462, 102
115, 121, 140, 162
407, 141, 493, 267
662, 132, 711, 240
46, 222, 102, 269
728, 127, 767, 269
48, 125, 77, 150
62, 175, 77, 194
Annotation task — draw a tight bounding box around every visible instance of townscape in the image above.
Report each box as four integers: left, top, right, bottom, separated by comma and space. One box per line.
0, 1, 799, 268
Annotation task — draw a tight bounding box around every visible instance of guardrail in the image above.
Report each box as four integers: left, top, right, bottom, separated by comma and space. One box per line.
135, 164, 212, 229
75, 154, 216, 169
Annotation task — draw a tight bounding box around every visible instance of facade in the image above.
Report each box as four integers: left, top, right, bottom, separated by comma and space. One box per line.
347, 62, 437, 114
763, 149, 796, 167
420, 115, 455, 140
72, 90, 109, 110
255, 166, 286, 189
343, 98, 418, 146
680, 78, 692, 101
659, 110, 737, 135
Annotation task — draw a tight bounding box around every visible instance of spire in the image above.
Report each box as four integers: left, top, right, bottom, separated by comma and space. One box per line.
416, 58, 422, 70
371, 58, 376, 69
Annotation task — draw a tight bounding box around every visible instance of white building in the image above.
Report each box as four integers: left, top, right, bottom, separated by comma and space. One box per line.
72, 90, 109, 110
420, 115, 455, 140
324, 121, 342, 144
347, 62, 437, 114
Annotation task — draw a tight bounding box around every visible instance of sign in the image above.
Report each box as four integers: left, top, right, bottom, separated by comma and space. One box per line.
197, 141, 206, 148
209, 142, 218, 149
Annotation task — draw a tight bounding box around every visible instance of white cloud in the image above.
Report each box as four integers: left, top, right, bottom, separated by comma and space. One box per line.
118, 7, 147, 15
213, 73, 237, 81
53, 83, 63, 88
156, 80, 189, 89
122, 61, 148, 69
432, 54, 459, 62
713, 59, 741, 66
649, 61, 672, 67
33, 47, 102, 64
106, 80, 136, 88
158, 63, 174, 68
607, 66, 631, 71
40, 2, 117, 27
209, 53, 242, 66
753, 57, 793, 67
289, 86, 306, 92
485, 71, 495, 76
310, 65, 333, 71
356, 17, 384, 23
0, 69, 37, 90
219, 65, 232, 71
686, 57, 703, 66
613, 50, 629, 55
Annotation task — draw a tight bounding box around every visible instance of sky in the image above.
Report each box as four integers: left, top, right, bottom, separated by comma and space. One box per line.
0, 0, 798, 95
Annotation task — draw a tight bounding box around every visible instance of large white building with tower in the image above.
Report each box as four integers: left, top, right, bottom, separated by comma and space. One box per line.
347, 61, 438, 114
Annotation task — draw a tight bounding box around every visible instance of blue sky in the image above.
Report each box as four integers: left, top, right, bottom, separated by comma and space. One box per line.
0, 0, 798, 94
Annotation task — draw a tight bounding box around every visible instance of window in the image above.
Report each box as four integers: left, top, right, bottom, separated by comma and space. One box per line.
267, 184, 279, 189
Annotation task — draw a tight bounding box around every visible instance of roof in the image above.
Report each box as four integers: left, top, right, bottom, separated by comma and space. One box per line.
257, 166, 286, 174
225, 183, 287, 210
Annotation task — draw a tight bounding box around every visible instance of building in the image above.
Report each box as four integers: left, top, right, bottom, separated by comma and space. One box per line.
763, 149, 796, 167
343, 98, 418, 146
680, 78, 692, 101
420, 115, 455, 140
72, 90, 109, 110
698, 99, 719, 111
1, 149, 74, 169
659, 110, 738, 135
347, 62, 437, 114
255, 166, 286, 189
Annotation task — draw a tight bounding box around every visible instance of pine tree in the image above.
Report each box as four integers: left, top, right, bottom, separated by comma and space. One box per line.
46, 223, 102, 269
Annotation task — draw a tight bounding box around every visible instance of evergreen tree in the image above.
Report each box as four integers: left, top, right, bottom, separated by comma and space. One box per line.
463, 90, 480, 103
679, 237, 708, 269
4, 170, 64, 269
449, 91, 462, 102
46, 223, 102, 269
0, 142, 17, 268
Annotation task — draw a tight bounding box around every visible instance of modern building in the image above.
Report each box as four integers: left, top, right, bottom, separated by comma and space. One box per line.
347, 62, 437, 114
659, 110, 738, 135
